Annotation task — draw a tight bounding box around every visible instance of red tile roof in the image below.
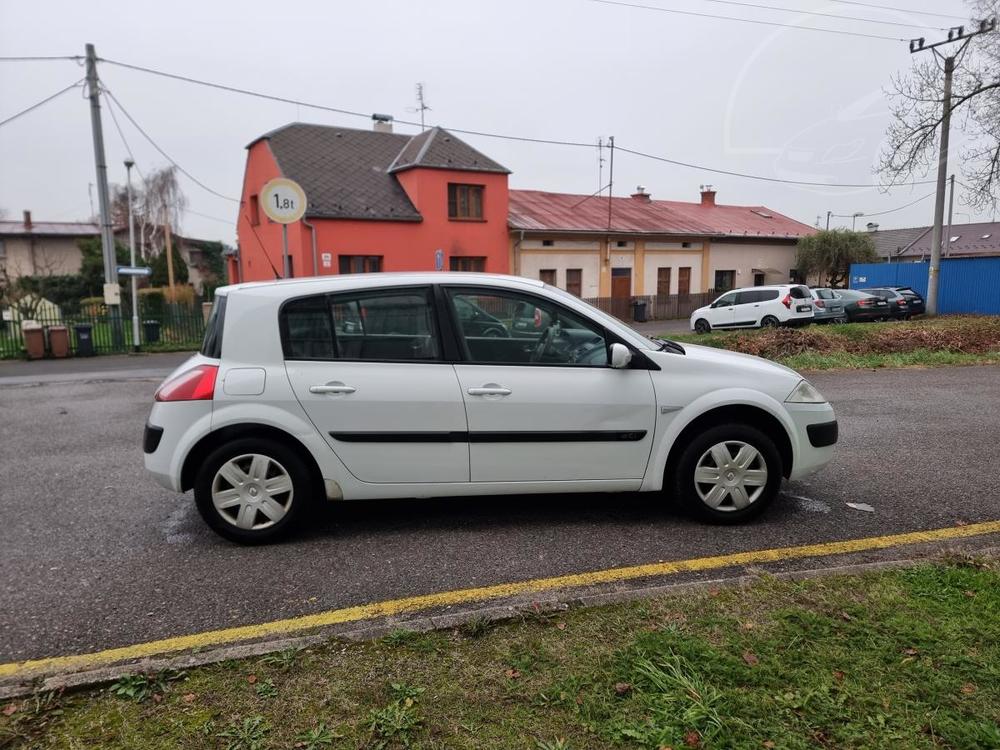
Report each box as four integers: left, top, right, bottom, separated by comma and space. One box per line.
508, 190, 816, 239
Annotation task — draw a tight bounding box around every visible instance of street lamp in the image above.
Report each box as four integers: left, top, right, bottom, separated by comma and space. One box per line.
124, 159, 140, 352
851, 212, 864, 231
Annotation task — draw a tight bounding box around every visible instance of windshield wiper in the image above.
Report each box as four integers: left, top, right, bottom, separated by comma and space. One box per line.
653, 338, 685, 355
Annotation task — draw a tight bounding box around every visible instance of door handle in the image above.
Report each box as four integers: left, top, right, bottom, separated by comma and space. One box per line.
467, 385, 512, 396
310, 383, 356, 394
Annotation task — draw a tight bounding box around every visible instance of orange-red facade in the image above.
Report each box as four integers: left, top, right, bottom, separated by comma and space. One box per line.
233, 139, 510, 283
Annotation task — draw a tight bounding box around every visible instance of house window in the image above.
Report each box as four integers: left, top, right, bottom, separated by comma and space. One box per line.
565, 268, 582, 297
539, 269, 556, 285
339, 255, 383, 274
542, 240, 554, 247
447, 184, 484, 220
657, 267, 671, 296
616, 241, 628, 248
714, 270, 736, 292
681, 241, 692, 248
249, 194, 260, 226
450, 256, 486, 272
753, 272, 765, 286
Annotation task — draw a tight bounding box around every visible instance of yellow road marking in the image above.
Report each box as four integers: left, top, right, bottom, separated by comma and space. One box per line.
3, 520, 999, 680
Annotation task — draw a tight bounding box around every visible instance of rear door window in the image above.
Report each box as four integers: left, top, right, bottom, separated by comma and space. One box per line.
789, 286, 810, 299
759, 289, 779, 301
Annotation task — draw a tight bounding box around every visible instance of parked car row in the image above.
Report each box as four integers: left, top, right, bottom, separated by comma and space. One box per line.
689, 285, 925, 332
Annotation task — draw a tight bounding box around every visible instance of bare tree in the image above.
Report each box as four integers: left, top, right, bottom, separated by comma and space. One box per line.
878, 1, 999, 212
110, 166, 187, 260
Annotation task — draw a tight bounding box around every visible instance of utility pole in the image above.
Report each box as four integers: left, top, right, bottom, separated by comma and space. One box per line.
606, 135, 615, 231
825, 210, 831, 230
164, 220, 176, 295
125, 160, 140, 352
909, 19, 996, 314
85, 43, 123, 345
851, 212, 863, 231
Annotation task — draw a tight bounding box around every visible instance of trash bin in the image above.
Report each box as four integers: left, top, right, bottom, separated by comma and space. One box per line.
143, 319, 161, 343
22, 322, 45, 360
74, 323, 95, 357
631, 299, 648, 323
48, 325, 70, 358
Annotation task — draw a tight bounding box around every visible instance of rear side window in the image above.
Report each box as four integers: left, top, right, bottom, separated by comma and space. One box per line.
759, 289, 779, 301
281, 288, 440, 361
200, 295, 227, 358
789, 286, 809, 299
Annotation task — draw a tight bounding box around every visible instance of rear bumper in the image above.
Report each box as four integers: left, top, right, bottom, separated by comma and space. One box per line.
143, 423, 164, 454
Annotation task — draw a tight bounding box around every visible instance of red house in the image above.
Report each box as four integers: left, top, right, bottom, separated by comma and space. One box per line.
233, 122, 510, 282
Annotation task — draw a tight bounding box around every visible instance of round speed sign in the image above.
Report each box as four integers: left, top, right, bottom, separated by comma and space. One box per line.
260, 178, 307, 224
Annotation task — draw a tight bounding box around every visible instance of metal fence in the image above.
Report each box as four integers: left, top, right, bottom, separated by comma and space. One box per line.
0, 304, 208, 359
850, 259, 1000, 315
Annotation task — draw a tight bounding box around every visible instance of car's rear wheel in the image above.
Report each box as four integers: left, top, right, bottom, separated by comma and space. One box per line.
671, 423, 782, 523
760, 315, 780, 328
194, 438, 312, 544
694, 318, 711, 334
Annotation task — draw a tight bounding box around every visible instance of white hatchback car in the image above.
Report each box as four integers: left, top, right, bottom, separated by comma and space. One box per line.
145, 273, 837, 543
690, 285, 814, 334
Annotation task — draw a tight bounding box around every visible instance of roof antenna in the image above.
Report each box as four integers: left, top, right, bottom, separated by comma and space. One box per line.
406, 83, 431, 131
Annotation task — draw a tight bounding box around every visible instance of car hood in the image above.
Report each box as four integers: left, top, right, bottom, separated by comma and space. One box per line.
649, 342, 803, 401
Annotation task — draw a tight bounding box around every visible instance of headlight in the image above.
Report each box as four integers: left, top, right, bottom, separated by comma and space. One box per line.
786, 379, 827, 403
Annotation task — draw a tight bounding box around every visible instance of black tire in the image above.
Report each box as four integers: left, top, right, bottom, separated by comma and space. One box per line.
194, 437, 313, 544
760, 315, 780, 328
670, 423, 783, 524
694, 318, 711, 334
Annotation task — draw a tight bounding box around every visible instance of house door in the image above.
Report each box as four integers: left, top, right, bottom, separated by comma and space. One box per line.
611, 267, 631, 320
677, 267, 691, 297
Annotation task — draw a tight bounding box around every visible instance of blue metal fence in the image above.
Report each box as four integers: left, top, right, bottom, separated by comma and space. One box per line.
849, 258, 1000, 315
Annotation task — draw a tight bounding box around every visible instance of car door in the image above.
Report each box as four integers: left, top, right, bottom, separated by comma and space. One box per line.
732, 290, 762, 326
282, 287, 470, 484
707, 291, 738, 327
444, 286, 656, 482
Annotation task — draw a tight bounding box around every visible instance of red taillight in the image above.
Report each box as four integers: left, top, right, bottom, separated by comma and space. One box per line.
155, 365, 218, 402
781, 294, 792, 309
858, 299, 871, 307
897, 299, 906, 306
815, 299, 826, 308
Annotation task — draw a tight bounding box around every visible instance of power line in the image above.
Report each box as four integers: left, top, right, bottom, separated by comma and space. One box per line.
586, 0, 906, 41
616, 144, 937, 188
826, 0, 967, 22
101, 87, 240, 203
98, 57, 597, 148
0, 79, 83, 129
694, 0, 944, 30
0, 55, 82, 62
186, 208, 236, 224
102, 89, 147, 185
831, 189, 936, 218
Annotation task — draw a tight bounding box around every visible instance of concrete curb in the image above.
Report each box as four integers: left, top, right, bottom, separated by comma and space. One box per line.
2, 539, 995, 700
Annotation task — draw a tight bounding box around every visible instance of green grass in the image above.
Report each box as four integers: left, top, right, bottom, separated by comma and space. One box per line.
4, 557, 999, 749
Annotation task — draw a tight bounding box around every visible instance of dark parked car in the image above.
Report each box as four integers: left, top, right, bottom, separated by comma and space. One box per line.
453, 297, 510, 337
887, 286, 926, 316
836, 289, 891, 322
858, 287, 912, 320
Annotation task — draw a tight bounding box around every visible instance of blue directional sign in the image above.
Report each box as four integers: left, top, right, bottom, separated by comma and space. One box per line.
117, 266, 152, 277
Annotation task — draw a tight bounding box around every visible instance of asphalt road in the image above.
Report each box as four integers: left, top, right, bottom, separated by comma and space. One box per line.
2, 363, 999, 664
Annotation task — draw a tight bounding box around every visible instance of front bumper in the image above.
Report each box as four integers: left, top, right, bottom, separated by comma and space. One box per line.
785, 402, 837, 480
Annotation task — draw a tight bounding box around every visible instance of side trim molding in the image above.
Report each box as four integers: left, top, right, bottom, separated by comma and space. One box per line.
330, 430, 648, 443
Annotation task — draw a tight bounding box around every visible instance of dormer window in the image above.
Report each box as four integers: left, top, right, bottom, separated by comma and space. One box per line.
448, 183, 484, 220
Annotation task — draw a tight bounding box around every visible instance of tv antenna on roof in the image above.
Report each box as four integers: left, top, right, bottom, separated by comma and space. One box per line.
406, 83, 432, 131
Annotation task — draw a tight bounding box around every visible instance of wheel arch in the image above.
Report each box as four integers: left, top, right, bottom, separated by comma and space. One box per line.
661, 403, 794, 488
181, 422, 325, 494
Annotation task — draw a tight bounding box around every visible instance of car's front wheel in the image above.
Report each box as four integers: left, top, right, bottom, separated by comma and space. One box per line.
194, 438, 312, 544
671, 423, 782, 523
694, 318, 711, 334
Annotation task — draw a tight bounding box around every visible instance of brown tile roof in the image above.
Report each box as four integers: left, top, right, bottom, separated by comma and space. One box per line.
253, 123, 508, 222
0, 220, 99, 237
870, 221, 1000, 259
388, 127, 509, 174
508, 190, 815, 239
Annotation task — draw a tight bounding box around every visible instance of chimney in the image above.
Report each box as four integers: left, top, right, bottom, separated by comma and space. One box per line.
699, 185, 716, 207
630, 185, 651, 203
372, 113, 394, 133
23, 210, 32, 230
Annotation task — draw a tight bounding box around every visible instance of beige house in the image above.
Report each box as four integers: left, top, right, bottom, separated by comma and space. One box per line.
508, 188, 815, 309
0, 212, 96, 279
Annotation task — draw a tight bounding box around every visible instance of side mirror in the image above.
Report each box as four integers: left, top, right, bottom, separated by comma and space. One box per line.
610, 343, 632, 369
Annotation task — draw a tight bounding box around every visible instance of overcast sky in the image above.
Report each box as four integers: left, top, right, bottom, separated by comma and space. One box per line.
1, 0, 991, 244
